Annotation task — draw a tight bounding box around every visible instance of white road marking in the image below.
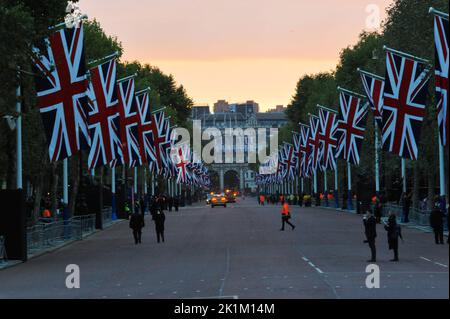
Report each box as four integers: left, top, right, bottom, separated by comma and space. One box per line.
420, 257, 448, 268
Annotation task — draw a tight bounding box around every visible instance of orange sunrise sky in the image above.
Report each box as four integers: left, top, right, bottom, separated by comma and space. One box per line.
80, 0, 394, 112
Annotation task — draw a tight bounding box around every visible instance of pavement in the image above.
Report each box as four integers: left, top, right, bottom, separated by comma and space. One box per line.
0, 200, 448, 299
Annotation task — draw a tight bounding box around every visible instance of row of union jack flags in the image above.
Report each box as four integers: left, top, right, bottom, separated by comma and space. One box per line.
256, 9, 448, 186
31, 23, 210, 187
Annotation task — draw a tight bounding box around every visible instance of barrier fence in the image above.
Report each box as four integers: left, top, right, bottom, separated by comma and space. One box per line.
26, 214, 96, 256
0, 236, 7, 264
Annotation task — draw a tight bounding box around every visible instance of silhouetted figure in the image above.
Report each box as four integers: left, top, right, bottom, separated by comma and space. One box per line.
430, 199, 445, 245
363, 211, 377, 262
129, 211, 145, 244
384, 213, 403, 262
153, 210, 166, 243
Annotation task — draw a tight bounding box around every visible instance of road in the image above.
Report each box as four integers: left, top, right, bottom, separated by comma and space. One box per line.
0, 200, 448, 299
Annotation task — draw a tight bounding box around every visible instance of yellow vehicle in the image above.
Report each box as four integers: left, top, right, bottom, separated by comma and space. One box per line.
211, 195, 227, 208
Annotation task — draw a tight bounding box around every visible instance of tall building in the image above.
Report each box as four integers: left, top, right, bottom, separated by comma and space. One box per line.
191, 105, 210, 119
232, 100, 259, 119
267, 105, 286, 113
213, 100, 229, 113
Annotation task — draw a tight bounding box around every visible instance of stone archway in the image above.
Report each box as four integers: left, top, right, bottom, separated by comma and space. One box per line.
210, 164, 248, 192
224, 170, 239, 190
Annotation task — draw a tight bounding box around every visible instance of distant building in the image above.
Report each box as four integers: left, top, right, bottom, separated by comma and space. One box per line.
267, 105, 286, 113
213, 100, 229, 113
230, 101, 259, 119
191, 105, 210, 119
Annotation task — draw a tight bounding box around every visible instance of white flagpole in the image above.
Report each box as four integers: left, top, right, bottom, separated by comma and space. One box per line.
334, 165, 339, 208
63, 158, 69, 219
439, 137, 446, 208
16, 81, 22, 189
401, 158, 407, 193
324, 171, 328, 207
134, 167, 138, 196
313, 173, 318, 195
347, 162, 353, 210
111, 167, 117, 220
144, 167, 147, 195
375, 121, 380, 193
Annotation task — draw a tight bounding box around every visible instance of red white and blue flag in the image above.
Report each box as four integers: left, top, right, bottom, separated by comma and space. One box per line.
433, 14, 449, 146
360, 70, 385, 127
318, 107, 338, 171
308, 115, 323, 173
135, 90, 155, 164
117, 77, 142, 167
335, 90, 369, 165
292, 132, 302, 175
382, 50, 430, 160
32, 24, 90, 162
149, 111, 170, 174
299, 124, 312, 178
86, 59, 121, 169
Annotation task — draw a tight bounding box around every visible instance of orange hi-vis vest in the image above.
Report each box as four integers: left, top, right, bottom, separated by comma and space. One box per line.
282, 203, 290, 216
43, 209, 51, 218
260, 195, 265, 202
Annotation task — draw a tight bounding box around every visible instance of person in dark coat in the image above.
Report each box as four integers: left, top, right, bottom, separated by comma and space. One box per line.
384, 212, 403, 262
129, 211, 145, 244
363, 211, 377, 262
168, 196, 173, 212
174, 196, 179, 212
401, 192, 411, 223
153, 209, 166, 243
430, 199, 445, 245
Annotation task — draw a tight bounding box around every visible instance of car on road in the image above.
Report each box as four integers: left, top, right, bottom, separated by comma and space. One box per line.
206, 194, 213, 205
211, 195, 227, 208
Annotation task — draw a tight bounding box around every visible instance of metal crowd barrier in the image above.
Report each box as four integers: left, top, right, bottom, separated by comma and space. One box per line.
382, 203, 448, 229
102, 207, 113, 227
26, 214, 96, 256
0, 236, 7, 264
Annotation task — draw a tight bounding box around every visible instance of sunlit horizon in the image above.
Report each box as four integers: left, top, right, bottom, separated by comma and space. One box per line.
81, 0, 394, 111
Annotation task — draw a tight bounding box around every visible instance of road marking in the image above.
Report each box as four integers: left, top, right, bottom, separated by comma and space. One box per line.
420, 257, 448, 268
302, 257, 309, 262
219, 248, 231, 297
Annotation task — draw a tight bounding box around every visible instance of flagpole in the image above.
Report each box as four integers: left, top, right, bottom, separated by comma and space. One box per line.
63, 158, 69, 220
347, 162, 353, 211
401, 158, 407, 193
16, 80, 22, 190
111, 167, 117, 221
375, 121, 380, 194
334, 166, 339, 208
438, 137, 447, 210
134, 167, 138, 197
324, 171, 328, 207
313, 173, 318, 196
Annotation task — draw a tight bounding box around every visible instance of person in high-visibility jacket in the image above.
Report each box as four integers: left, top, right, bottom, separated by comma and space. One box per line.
280, 202, 296, 231
259, 195, 265, 206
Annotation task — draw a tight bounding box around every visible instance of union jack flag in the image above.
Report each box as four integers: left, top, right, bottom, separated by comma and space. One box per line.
360, 70, 385, 127
279, 143, 296, 181
433, 14, 449, 146
335, 90, 369, 165
86, 59, 121, 169
117, 77, 142, 168
308, 115, 323, 173
382, 50, 430, 160
32, 24, 90, 162
318, 107, 338, 171
175, 143, 190, 184
299, 124, 312, 178
135, 90, 155, 164
292, 132, 302, 174
149, 111, 170, 174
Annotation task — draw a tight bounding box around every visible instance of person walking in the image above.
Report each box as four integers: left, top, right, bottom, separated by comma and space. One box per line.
153, 209, 166, 243
280, 201, 295, 231
260, 194, 265, 206
363, 211, 377, 262
384, 212, 403, 262
168, 196, 173, 212
129, 211, 145, 245
430, 198, 445, 245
